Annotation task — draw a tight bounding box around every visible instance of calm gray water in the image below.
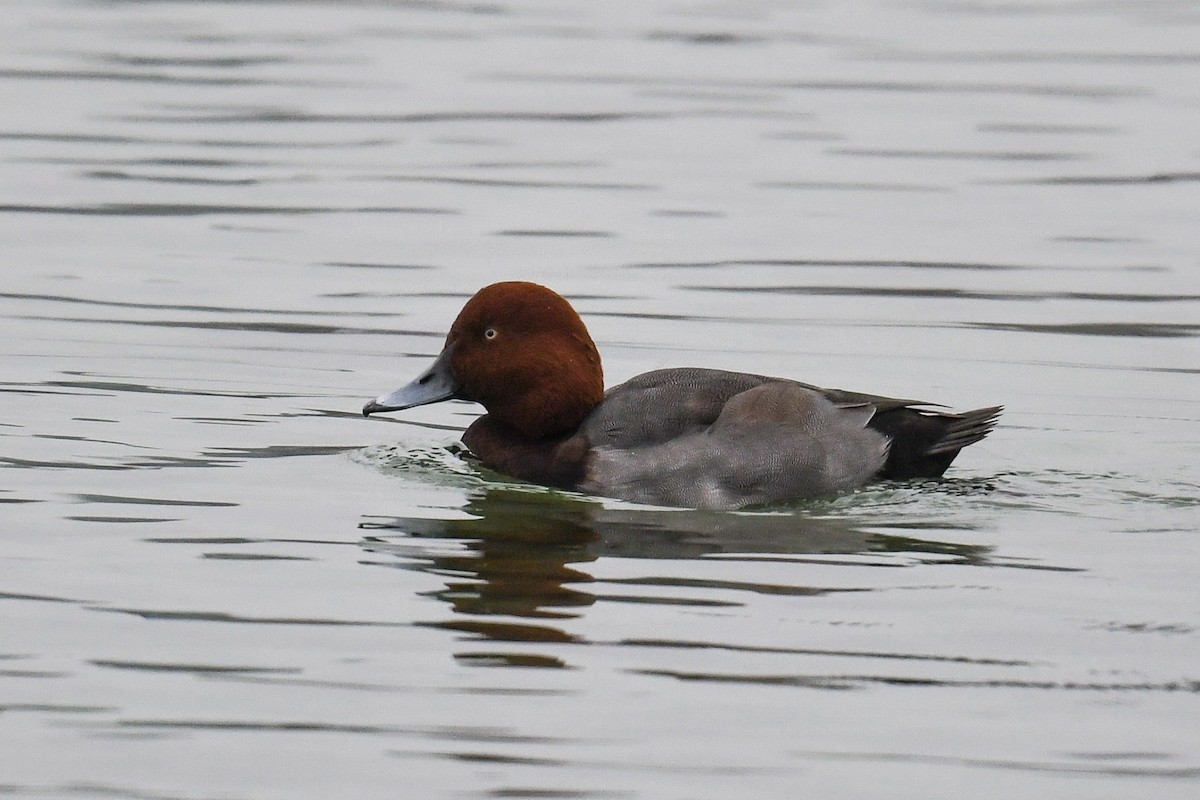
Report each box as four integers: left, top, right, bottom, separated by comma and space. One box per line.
2, 1, 1199, 798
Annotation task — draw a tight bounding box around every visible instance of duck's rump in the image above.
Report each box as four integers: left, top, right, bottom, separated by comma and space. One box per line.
585, 367, 1001, 485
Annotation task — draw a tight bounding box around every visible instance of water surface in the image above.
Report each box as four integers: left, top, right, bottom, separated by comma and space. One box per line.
2, 1, 1198, 798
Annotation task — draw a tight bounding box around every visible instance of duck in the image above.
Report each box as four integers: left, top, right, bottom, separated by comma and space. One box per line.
363, 281, 1001, 510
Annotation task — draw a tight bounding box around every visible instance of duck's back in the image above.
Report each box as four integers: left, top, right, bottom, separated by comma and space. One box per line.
585, 368, 770, 447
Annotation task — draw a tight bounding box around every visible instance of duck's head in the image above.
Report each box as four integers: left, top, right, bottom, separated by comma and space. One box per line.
363, 281, 605, 439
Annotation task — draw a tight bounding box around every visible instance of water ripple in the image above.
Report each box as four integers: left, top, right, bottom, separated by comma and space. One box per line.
0, 203, 454, 216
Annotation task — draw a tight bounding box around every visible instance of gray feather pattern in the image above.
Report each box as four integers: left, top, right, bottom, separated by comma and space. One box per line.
582, 369, 891, 509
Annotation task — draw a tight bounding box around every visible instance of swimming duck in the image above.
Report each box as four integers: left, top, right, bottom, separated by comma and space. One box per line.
363, 281, 1000, 509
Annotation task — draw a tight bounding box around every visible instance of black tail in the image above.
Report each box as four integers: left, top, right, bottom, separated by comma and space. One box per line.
869, 405, 1002, 480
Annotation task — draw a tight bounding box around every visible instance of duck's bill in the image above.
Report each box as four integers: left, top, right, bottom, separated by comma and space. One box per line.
363, 348, 458, 416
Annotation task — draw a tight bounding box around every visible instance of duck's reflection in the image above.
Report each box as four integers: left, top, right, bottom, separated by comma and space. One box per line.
359, 487, 996, 665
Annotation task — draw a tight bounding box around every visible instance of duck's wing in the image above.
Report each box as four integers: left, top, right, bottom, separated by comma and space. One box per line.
811, 386, 936, 412
583, 381, 889, 509
589, 368, 935, 444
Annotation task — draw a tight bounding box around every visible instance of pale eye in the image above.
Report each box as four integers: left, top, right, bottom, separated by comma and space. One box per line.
484, 327, 497, 340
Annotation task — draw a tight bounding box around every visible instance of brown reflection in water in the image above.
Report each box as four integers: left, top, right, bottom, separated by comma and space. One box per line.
362, 490, 602, 668
360, 487, 1000, 666
363, 490, 600, 622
